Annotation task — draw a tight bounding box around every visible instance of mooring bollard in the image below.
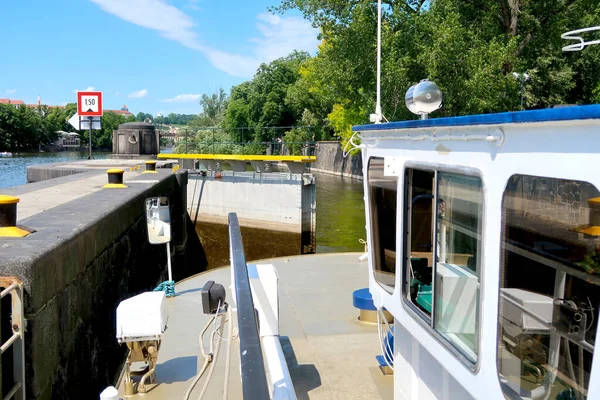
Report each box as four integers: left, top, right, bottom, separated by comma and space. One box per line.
0, 195, 31, 237
103, 169, 128, 189
143, 160, 158, 174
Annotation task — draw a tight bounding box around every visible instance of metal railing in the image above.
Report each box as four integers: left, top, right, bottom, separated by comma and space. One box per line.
0, 277, 25, 400
228, 213, 270, 399
163, 126, 317, 157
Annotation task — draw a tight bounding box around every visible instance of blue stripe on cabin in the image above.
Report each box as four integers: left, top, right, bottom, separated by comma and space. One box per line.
353, 104, 600, 132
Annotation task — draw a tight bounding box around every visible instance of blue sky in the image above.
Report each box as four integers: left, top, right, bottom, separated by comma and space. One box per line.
0, 0, 319, 116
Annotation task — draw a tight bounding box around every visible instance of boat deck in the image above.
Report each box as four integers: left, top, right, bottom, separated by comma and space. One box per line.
116, 252, 393, 399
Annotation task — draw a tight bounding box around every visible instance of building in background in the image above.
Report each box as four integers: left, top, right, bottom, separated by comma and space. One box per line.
54, 131, 80, 148
107, 104, 134, 117
1, 97, 134, 117
0, 99, 25, 108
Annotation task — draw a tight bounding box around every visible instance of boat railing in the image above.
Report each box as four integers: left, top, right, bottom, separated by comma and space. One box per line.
0, 277, 26, 400
228, 213, 271, 400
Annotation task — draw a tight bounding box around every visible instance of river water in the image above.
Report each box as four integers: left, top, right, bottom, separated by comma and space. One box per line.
195, 171, 366, 267
0, 151, 109, 189
0, 153, 366, 265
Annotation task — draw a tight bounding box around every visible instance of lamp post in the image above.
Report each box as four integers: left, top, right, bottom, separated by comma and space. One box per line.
513, 72, 530, 109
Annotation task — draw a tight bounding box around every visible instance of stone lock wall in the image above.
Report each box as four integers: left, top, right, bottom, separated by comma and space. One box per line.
0, 171, 206, 399
309, 141, 363, 180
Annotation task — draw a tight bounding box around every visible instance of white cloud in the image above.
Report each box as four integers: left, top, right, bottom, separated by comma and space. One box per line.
115, 92, 121, 96
251, 13, 319, 63
203, 13, 318, 77
184, 3, 202, 11
5, 89, 16, 94
90, 0, 202, 50
74, 86, 96, 93
90, 0, 319, 78
162, 94, 202, 103
202, 50, 261, 78
128, 89, 148, 98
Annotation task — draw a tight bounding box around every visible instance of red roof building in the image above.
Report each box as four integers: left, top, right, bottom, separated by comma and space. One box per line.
106, 104, 133, 117
2, 97, 133, 116
0, 98, 25, 108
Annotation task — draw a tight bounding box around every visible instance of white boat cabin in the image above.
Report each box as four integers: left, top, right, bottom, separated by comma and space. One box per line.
355, 105, 600, 400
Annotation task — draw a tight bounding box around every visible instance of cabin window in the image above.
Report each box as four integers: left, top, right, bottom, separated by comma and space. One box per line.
404, 168, 482, 362
497, 175, 600, 399
433, 172, 482, 362
405, 168, 435, 316
368, 157, 398, 293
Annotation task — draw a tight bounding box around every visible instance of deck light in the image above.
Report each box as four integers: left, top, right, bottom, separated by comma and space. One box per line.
405, 79, 443, 120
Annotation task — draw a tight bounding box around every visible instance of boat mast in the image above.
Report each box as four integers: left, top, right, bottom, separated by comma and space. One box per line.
375, 0, 382, 124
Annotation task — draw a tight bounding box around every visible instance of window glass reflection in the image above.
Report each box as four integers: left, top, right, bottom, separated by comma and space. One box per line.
498, 175, 600, 399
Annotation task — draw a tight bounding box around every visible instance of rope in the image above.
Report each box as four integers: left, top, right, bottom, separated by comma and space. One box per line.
154, 280, 175, 297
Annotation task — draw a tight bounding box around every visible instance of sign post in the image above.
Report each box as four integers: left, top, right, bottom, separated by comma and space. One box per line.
77, 91, 103, 160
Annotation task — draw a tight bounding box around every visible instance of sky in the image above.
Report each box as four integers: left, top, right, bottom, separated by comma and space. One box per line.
0, 0, 319, 116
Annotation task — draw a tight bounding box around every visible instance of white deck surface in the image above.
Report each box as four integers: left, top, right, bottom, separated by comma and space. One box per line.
116, 252, 393, 399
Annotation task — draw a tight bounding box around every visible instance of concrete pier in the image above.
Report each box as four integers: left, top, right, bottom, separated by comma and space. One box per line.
0, 165, 205, 399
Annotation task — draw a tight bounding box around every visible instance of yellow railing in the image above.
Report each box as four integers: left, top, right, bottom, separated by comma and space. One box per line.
157, 154, 316, 163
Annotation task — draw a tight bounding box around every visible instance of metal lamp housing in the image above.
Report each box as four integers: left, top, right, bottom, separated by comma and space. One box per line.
405, 79, 443, 116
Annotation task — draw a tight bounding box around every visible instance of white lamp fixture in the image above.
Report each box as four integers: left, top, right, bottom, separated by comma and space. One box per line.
405, 79, 443, 120
116, 291, 168, 396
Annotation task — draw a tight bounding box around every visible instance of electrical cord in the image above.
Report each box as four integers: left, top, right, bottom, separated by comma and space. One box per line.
183, 311, 220, 400
197, 309, 226, 400
223, 306, 234, 400
376, 308, 394, 371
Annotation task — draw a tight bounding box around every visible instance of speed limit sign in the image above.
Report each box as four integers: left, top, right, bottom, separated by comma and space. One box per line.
77, 91, 103, 116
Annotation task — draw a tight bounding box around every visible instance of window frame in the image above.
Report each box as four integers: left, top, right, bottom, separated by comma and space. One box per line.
366, 156, 400, 295
401, 161, 485, 371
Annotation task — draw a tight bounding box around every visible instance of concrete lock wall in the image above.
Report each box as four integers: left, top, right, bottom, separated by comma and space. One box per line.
0, 171, 206, 399
187, 172, 315, 234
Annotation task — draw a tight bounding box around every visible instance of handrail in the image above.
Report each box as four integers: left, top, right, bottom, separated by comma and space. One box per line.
228, 213, 270, 400
0, 277, 26, 400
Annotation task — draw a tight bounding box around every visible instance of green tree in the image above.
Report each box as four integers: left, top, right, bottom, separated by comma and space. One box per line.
136, 112, 154, 122
94, 112, 135, 149
223, 51, 311, 143
187, 88, 229, 128
272, 0, 600, 144
200, 88, 228, 121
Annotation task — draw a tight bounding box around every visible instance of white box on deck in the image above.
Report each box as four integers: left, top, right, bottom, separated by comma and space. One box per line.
435, 263, 478, 334
500, 288, 553, 331
116, 291, 168, 342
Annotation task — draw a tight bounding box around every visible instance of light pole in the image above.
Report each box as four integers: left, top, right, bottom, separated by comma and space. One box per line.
512, 72, 530, 109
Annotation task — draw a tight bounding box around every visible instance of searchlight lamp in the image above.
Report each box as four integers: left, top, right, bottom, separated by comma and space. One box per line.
405, 79, 443, 120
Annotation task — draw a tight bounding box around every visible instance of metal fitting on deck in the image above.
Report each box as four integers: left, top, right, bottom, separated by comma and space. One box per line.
0, 195, 32, 237
103, 169, 128, 189
576, 197, 600, 236
143, 160, 158, 174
